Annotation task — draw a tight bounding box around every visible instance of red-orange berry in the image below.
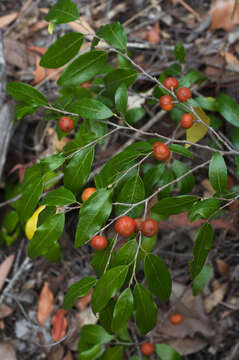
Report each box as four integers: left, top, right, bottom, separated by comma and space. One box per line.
141, 219, 159, 237
163, 77, 178, 91
176, 87, 192, 102
140, 342, 155, 356
180, 113, 193, 129
170, 314, 183, 325
115, 216, 136, 237
81, 187, 96, 202
90, 236, 108, 250
59, 116, 74, 132
153, 142, 171, 162
159, 95, 174, 111
135, 218, 143, 232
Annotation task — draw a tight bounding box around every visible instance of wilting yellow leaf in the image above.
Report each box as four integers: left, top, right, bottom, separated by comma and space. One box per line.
186, 107, 210, 148
25, 205, 46, 240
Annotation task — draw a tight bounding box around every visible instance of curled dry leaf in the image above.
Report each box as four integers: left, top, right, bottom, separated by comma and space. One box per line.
204, 283, 228, 313
216, 258, 229, 276
0, 13, 18, 28
210, 0, 239, 31
76, 288, 93, 311
37, 281, 54, 326
51, 309, 68, 342
146, 22, 161, 44
0, 254, 15, 292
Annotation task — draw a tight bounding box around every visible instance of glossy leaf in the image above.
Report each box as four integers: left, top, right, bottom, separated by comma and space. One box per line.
133, 283, 157, 335
63, 277, 97, 310
190, 223, 214, 279
188, 199, 220, 222
144, 164, 165, 196
115, 83, 128, 115
179, 70, 206, 88
75, 189, 112, 247
92, 265, 128, 313
19, 173, 43, 222
28, 213, 65, 260
112, 288, 134, 331
155, 344, 181, 360
7, 82, 48, 106
105, 68, 138, 95
174, 41, 186, 63
64, 147, 94, 193
157, 168, 174, 200
40, 153, 65, 172
217, 94, 239, 127
99, 299, 115, 334
40, 32, 84, 68
73, 98, 113, 120
2, 211, 19, 233
58, 50, 107, 87
192, 264, 212, 296
78, 344, 104, 360
172, 160, 195, 194
209, 153, 227, 193
41, 187, 76, 206
126, 107, 146, 124
14, 103, 37, 121
45, 0, 80, 24
98, 21, 127, 51
169, 144, 193, 159
144, 254, 172, 301
100, 346, 123, 360
152, 195, 198, 216
112, 239, 138, 267
79, 324, 113, 348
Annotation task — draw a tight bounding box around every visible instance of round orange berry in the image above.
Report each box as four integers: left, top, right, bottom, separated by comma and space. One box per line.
140, 342, 155, 356
90, 236, 108, 250
115, 216, 136, 237
160, 95, 174, 111
135, 218, 143, 232
170, 313, 183, 325
59, 116, 74, 132
81, 187, 96, 202
141, 219, 159, 237
163, 77, 178, 91
176, 87, 192, 102
153, 142, 171, 162
180, 113, 193, 129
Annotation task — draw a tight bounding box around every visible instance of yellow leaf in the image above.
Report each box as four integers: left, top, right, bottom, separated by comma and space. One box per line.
186, 107, 210, 148
25, 205, 46, 240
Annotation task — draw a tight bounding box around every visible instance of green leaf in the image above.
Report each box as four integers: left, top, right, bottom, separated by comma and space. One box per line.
41, 186, 76, 206
152, 195, 198, 216
37, 206, 56, 227
217, 94, 239, 127
40, 32, 84, 68
28, 213, 65, 260
105, 69, 138, 96
98, 22, 127, 52
45, 0, 80, 24
188, 199, 221, 222
195, 96, 217, 111
72, 98, 113, 120
114, 174, 145, 218
155, 344, 181, 360
99, 299, 115, 334
63, 277, 97, 310
144, 254, 172, 301
64, 147, 94, 193
190, 223, 214, 279
78, 344, 104, 360
133, 283, 157, 335
112, 288, 134, 331
172, 160, 195, 194
75, 189, 112, 247
115, 83, 128, 115
78, 325, 113, 350
192, 264, 212, 296
209, 153, 227, 193
169, 144, 193, 159
92, 265, 128, 313
91, 238, 114, 276
2, 211, 19, 233
179, 69, 206, 88
58, 50, 107, 87
111, 239, 138, 267
232, 128, 239, 150
174, 41, 186, 63
144, 164, 165, 196
126, 107, 146, 125
157, 169, 174, 200
14, 103, 37, 121
40, 152, 65, 172
7, 82, 48, 106
100, 346, 123, 360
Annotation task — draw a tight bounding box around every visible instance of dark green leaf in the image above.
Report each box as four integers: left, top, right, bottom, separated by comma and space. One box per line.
92, 265, 128, 313
63, 277, 97, 310
188, 199, 220, 222
155, 344, 181, 360
144, 164, 165, 196
192, 264, 212, 296
169, 144, 193, 159
179, 69, 206, 88
126, 107, 146, 124
28, 213, 65, 260
144, 254, 172, 301
40, 32, 84, 68
100, 346, 123, 360
99, 299, 115, 334
209, 153, 227, 193
133, 283, 157, 335
152, 195, 198, 216
190, 223, 214, 279
115, 175, 145, 218
37, 206, 56, 227
72, 98, 113, 120
41, 186, 76, 206
40, 152, 65, 172
115, 83, 128, 115
232, 128, 239, 150
98, 22, 127, 52
58, 50, 107, 87
91, 238, 115, 276
172, 160, 195, 194
45, 0, 80, 24
195, 96, 217, 111
217, 94, 239, 127
112, 239, 138, 267
64, 147, 94, 193
78, 344, 104, 360
14, 103, 37, 121
75, 189, 112, 247
105, 69, 138, 96
2, 211, 19, 233
112, 288, 134, 331
174, 42, 186, 63
7, 82, 48, 106
157, 169, 174, 200
79, 325, 113, 350
19, 176, 43, 222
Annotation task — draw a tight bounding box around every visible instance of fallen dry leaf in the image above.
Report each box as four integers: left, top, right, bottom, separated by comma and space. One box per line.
37, 281, 54, 326
167, 337, 208, 356
0, 13, 18, 28
210, 0, 239, 31
76, 288, 93, 311
30, 20, 48, 33
146, 22, 160, 44
0, 342, 17, 360
216, 258, 229, 276
51, 309, 68, 342
204, 283, 228, 313
223, 51, 239, 71
4, 39, 34, 70
0, 254, 15, 292
0, 304, 13, 319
